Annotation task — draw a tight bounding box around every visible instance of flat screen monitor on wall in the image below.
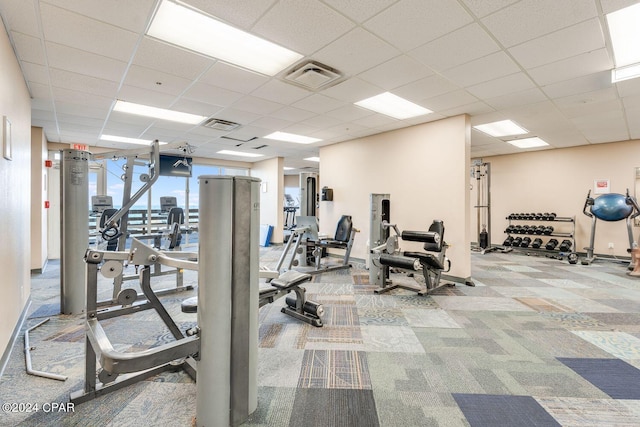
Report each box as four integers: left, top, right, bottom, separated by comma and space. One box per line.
159, 154, 192, 177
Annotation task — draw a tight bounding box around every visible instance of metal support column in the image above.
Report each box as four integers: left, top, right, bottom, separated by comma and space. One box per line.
60, 149, 90, 314
196, 176, 260, 427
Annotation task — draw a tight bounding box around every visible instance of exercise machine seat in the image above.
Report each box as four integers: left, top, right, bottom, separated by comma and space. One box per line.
404, 220, 445, 270
167, 207, 185, 225
317, 215, 353, 248
269, 270, 312, 289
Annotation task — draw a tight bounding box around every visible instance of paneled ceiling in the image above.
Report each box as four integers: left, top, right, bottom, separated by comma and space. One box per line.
1, 0, 640, 171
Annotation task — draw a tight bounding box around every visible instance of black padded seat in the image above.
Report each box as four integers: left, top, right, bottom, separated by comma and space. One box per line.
315, 215, 352, 248
269, 270, 311, 289
403, 251, 444, 270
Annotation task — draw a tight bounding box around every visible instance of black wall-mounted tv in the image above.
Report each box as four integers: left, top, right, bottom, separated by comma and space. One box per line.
158, 154, 192, 177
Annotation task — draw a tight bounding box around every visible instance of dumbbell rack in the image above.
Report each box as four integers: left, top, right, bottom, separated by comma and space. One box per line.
502, 213, 575, 256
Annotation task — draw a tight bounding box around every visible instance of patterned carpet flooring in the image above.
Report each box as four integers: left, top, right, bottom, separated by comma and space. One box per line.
1, 248, 640, 426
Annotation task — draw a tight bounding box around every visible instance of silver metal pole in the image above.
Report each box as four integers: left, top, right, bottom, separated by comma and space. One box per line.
196, 176, 259, 427
60, 149, 90, 314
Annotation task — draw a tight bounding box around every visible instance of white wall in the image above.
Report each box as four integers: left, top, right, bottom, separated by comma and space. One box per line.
319, 115, 471, 280
475, 139, 640, 257
250, 157, 284, 244
0, 20, 32, 359
30, 127, 48, 271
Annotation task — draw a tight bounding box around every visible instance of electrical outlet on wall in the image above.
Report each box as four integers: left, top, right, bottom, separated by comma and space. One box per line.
608, 242, 614, 249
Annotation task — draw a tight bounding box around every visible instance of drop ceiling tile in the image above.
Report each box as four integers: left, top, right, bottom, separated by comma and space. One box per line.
539, 130, 588, 148
485, 87, 547, 110
542, 71, 613, 99
133, 37, 215, 80
460, 0, 520, 18
183, 82, 245, 107
600, 0, 640, 14
46, 42, 128, 82
481, 0, 598, 48
358, 55, 433, 90
622, 94, 640, 110
558, 98, 623, 119
52, 86, 113, 109
44, 0, 155, 33
50, 68, 118, 98
31, 109, 56, 122
231, 95, 284, 115
300, 114, 343, 129
353, 113, 398, 128
394, 74, 460, 103
212, 107, 262, 125
528, 48, 612, 86
324, 105, 375, 121
251, 79, 311, 104
616, 78, 640, 98
364, 0, 473, 51
571, 110, 628, 143
40, 2, 138, 62
269, 106, 317, 122
627, 107, 640, 139
440, 51, 520, 87
509, 18, 605, 70
409, 24, 500, 72
117, 85, 176, 109
184, 0, 277, 30
122, 64, 194, 96
439, 101, 494, 117
292, 93, 344, 114
55, 100, 111, 119
466, 73, 536, 99
320, 78, 383, 103
282, 123, 323, 136
0, 0, 39, 37
252, 0, 354, 54
199, 62, 269, 94
10, 31, 45, 64
424, 90, 478, 111
21, 61, 49, 85
553, 87, 619, 111
169, 98, 224, 118
323, 0, 398, 23
250, 116, 295, 131
314, 27, 399, 76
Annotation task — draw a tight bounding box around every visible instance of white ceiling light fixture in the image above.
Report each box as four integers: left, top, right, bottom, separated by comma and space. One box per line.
354, 92, 432, 120
101, 134, 169, 146
304, 156, 320, 162
607, 3, 640, 82
283, 167, 295, 170
217, 149, 264, 158
611, 62, 640, 83
473, 119, 528, 137
147, 0, 303, 76
506, 137, 549, 149
264, 131, 322, 144
113, 100, 207, 124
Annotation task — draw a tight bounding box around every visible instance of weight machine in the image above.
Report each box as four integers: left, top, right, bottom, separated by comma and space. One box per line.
471, 161, 499, 254
368, 194, 454, 295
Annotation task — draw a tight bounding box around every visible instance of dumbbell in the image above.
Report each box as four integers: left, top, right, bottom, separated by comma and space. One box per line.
527, 225, 539, 234
531, 238, 543, 248
513, 237, 523, 246
568, 253, 578, 264
520, 237, 532, 248
545, 239, 559, 250
548, 212, 557, 220
503, 236, 514, 246
534, 213, 544, 220
513, 225, 523, 234
559, 240, 572, 252
542, 226, 554, 235
505, 225, 514, 233
534, 226, 544, 235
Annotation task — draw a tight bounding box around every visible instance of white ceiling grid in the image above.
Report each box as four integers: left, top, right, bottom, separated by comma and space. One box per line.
0, 0, 637, 168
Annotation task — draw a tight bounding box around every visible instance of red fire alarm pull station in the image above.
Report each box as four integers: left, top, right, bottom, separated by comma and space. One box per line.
44, 201, 50, 209
45, 160, 53, 168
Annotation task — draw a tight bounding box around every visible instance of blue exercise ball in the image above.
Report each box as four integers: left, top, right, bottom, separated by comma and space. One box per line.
591, 193, 633, 221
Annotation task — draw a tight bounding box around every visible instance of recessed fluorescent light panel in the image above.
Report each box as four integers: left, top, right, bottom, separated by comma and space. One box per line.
217, 150, 264, 158
611, 62, 640, 83
354, 92, 432, 120
283, 167, 295, 170
304, 156, 320, 162
473, 120, 528, 137
101, 134, 168, 146
113, 100, 207, 124
606, 2, 640, 68
506, 137, 549, 149
264, 131, 321, 144
147, 0, 303, 76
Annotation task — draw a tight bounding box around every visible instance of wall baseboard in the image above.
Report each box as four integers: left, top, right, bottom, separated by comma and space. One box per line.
0, 298, 32, 379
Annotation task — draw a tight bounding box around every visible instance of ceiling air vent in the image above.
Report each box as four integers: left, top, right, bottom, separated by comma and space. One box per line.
284, 61, 343, 90
202, 118, 241, 131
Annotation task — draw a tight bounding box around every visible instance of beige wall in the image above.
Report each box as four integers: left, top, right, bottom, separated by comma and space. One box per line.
319, 115, 471, 280
31, 127, 48, 271
250, 157, 284, 244
476, 139, 640, 257
0, 20, 32, 360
